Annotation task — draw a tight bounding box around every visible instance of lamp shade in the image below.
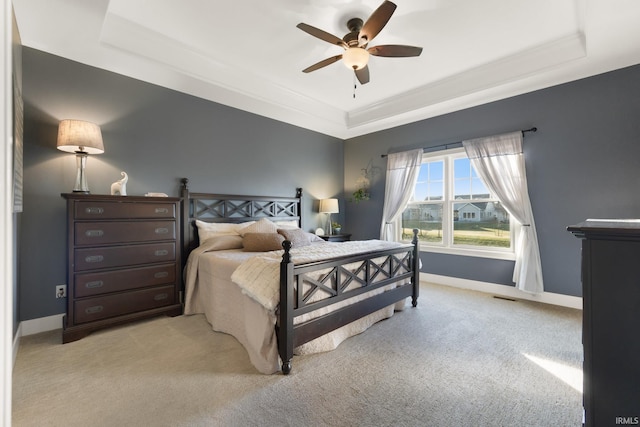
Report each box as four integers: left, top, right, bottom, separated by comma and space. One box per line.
342, 47, 370, 70
319, 198, 339, 214
57, 120, 104, 154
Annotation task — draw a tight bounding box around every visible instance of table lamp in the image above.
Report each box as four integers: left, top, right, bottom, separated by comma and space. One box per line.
56, 119, 104, 193
319, 198, 339, 235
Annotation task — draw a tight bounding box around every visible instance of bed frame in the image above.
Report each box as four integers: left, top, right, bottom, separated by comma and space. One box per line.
180, 178, 420, 374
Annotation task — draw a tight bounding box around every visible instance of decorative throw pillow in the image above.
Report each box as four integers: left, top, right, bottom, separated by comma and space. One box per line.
239, 218, 278, 236
242, 233, 285, 252
277, 228, 323, 248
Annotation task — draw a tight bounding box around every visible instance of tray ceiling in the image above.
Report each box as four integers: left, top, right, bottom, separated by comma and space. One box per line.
12, 0, 640, 139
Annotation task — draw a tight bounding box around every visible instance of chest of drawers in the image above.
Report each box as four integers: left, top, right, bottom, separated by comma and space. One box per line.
62, 194, 183, 343
568, 220, 640, 426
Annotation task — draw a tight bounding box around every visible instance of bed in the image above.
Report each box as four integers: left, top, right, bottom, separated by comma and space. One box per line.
180, 178, 420, 374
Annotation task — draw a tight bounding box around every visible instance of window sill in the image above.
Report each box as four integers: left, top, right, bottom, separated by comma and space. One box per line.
418, 245, 516, 261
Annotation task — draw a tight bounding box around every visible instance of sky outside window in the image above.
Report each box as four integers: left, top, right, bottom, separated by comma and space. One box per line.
454, 157, 488, 198
414, 160, 443, 201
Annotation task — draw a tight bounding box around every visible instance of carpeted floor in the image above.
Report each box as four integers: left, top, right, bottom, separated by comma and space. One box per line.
12, 283, 583, 426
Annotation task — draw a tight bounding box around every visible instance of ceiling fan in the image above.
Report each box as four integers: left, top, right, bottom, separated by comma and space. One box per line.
296, 0, 423, 85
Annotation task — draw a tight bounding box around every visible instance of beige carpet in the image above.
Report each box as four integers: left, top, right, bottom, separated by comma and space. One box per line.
12, 283, 583, 426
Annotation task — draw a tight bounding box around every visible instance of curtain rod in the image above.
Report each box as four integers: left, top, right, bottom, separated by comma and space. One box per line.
380, 127, 537, 158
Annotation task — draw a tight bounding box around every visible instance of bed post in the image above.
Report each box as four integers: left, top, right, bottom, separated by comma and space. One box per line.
296, 187, 303, 229
411, 228, 420, 307
279, 240, 294, 374
180, 178, 191, 263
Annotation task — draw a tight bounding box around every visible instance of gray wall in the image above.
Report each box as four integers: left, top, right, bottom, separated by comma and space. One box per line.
345, 64, 640, 297
20, 48, 344, 321
19, 45, 640, 322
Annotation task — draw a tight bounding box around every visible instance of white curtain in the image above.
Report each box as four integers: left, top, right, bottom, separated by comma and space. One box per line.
462, 132, 544, 294
380, 149, 423, 241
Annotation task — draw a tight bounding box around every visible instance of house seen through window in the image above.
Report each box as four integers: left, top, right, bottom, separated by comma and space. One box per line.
400, 148, 514, 258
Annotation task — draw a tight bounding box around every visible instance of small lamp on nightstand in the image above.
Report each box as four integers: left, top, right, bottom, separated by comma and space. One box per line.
319, 198, 339, 235
56, 119, 104, 194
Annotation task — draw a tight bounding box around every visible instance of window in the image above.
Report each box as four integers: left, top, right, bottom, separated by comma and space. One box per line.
400, 148, 515, 259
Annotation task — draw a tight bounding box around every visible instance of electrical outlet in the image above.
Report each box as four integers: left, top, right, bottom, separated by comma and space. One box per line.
56, 284, 67, 299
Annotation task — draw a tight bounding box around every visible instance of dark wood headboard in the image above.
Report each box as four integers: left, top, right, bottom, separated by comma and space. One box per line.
180, 178, 303, 258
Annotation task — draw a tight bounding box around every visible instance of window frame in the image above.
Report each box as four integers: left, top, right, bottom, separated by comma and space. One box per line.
399, 147, 517, 261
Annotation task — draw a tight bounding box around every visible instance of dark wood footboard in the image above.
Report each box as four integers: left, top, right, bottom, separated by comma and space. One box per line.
277, 230, 420, 375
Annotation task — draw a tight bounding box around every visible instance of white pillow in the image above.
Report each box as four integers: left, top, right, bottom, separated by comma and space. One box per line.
274, 220, 300, 229
196, 220, 255, 241
238, 218, 278, 236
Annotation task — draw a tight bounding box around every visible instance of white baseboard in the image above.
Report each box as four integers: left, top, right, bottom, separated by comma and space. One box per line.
13, 314, 64, 368
12, 324, 21, 369
421, 273, 583, 310
19, 314, 64, 336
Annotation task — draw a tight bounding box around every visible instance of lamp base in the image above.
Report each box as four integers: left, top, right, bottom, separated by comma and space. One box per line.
72, 152, 91, 193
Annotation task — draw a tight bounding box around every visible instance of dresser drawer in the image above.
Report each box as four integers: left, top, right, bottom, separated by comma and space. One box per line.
75, 221, 176, 246
75, 242, 176, 271
74, 264, 176, 298
74, 201, 176, 220
74, 285, 176, 324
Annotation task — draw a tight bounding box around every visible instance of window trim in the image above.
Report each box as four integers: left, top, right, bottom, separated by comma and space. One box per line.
399, 147, 517, 261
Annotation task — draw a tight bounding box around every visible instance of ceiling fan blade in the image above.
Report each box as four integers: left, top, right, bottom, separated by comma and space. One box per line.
359, 1, 397, 46
368, 44, 423, 57
302, 54, 343, 73
296, 23, 347, 48
355, 66, 370, 85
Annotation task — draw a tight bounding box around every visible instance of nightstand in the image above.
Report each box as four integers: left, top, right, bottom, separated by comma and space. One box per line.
319, 234, 351, 242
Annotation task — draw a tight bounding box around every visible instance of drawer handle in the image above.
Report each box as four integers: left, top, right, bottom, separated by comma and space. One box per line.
85, 255, 104, 263
85, 229, 104, 237
155, 207, 169, 214
154, 293, 168, 301
154, 227, 169, 234
85, 280, 104, 289
85, 305, 104, 314
85, 207, 104, 215
154, 271, 169, 279
155, 250, 169, 256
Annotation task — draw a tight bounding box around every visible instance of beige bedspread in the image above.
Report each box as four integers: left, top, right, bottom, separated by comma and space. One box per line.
231, 239, 410, 311
183, 239, 410, 374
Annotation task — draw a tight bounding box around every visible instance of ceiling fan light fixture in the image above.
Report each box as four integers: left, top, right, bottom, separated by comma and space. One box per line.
297, 1, 420, 84
342, 47, 369, 70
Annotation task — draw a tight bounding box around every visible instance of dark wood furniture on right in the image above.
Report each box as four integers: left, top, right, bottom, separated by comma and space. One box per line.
568, 220, 640, 427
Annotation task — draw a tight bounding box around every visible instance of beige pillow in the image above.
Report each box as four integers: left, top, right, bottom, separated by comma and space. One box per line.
243, 233, 285, 252
199, 234, 243, 250
195, 220, 256, 241
239, 218, 278, 236
196, 220, 236, 241
277, 228, 323, 248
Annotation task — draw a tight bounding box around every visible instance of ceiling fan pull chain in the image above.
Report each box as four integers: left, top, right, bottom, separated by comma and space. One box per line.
353, 74, 357, 99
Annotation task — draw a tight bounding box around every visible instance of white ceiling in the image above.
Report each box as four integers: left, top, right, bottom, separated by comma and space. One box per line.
12, 0, 640, 139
